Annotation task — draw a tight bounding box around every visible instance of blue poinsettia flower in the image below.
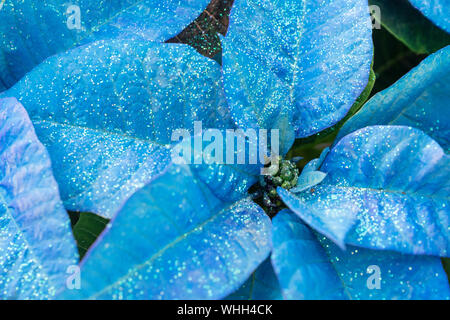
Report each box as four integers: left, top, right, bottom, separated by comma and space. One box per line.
0, 0, 449, 300
0, 0, 373, 219
58, 44, 450, 300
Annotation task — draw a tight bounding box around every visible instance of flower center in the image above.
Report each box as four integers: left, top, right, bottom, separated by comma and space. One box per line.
250, 157, 299, 217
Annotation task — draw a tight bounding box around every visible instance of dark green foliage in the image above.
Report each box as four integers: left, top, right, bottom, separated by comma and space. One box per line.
73, 212, 109, 260
372, 27, 427, 94
370, 0, 450, 54
167, 0, 234, 58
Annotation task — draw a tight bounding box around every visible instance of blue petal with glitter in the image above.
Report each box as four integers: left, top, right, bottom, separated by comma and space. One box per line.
290, 171, 327, 194
271, 210, 450, 300
408, 0, 450, 33
279, 126, 450, 257
226, 258, 283, 300
222, 0, 373, 139
60, 163, 272, 300
2, 40, 234, 218
338, 45, 450, 152
0, 98, 79, 299
278, 186, 352, 249
301, 148, 330, 174
0, 0, 210, 90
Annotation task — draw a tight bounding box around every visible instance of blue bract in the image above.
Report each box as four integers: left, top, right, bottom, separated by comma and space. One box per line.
61, 163, 272, 299
222, 0, 373, 140
225, 258, 283, 300
279, 125, 450, 256
2, 40, 233, 218
0, 0, 210, 91
0, 98, 78, 299
271, 210, 450, 299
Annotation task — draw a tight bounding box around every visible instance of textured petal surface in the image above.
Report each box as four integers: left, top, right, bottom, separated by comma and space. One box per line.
0, 98, 78, 299
60, 163, 271, 300
225, 258, 283, 300
338, 45, 450, 152
0, 0, 210, 90
3, 40, 233, 218
271, 210, 450, 300
222, 0, 373, 139
408, 0, 450, 33
290, 171, 327, 194
279, 126, 450, 257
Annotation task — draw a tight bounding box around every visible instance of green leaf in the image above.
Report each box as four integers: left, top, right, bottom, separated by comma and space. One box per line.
443, 258, 450, 283
73, 212, 109, 260
369, 0, 450, 54
372, 27, 426, 94
167, 0, 234, 58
